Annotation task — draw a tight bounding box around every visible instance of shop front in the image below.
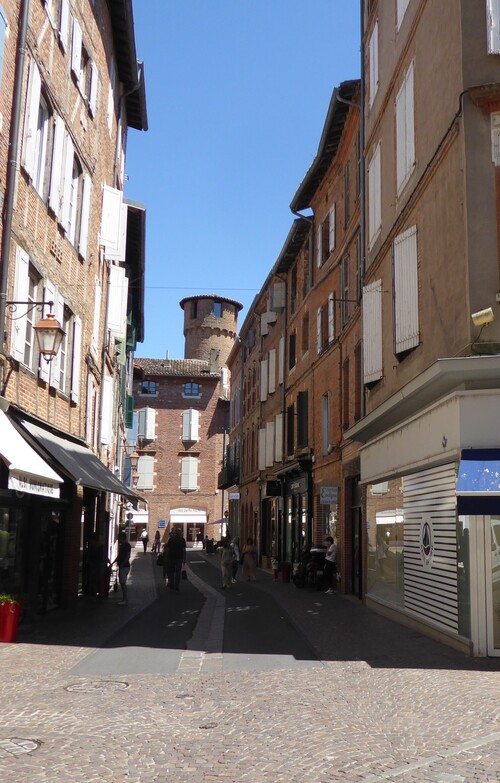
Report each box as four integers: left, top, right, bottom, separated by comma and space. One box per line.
170, 508, 207, 546
276, 460, 312, 567
358, 387, 500, 656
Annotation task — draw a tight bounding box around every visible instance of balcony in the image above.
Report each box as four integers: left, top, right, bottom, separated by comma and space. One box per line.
217, 460, 240, 490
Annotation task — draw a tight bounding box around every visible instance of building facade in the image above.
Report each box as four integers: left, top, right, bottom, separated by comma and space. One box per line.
132, 295, 242, 546
0, 0, 147, 617
346, 0, 500, 655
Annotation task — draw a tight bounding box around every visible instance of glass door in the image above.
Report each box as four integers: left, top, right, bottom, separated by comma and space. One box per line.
486, 516, 500, 656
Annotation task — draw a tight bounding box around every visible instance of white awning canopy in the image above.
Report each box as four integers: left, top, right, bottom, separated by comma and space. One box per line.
0, 410, 63, 498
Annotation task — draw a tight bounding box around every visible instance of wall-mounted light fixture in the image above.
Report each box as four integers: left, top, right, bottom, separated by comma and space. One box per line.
471, 307, 495, 327
6, 300, 65, 362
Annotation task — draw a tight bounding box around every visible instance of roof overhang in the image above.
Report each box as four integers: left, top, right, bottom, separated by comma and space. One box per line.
346, 355, 500, 444
125, 199, 146, 344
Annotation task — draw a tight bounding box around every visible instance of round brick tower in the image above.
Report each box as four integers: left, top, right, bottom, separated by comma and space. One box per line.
179, 294, 243, 366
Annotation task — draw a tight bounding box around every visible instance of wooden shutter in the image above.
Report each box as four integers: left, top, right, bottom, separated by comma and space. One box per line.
107, 265, 128, 338
22, 60, 41, 179
260, 358, 268, 401
70, 316, 82, 403
258, 428, 266, 471
329, 204, 336, 252
138, 407, 156, 440
10, 247, 30, 362
268, 349, 276, 394
50, 289, 64, 389
488, 1, 500, 53
137, 455, 155, 490
265, 421, 275, 467
180, 457, 197, 491
328, 293, 335, 343
100, 185, 123, 250
316, 225, 322, 267
278, 336, 284, 385
182, 409, 199, 442
274, 413, 283, 462
369, 20, 378, 106
92, 278, 101, 353
368, 143, 381, 246
100, 374, 114, 445
60, 131, 75, 234
89, 62, 98, 116
362, 279, 383, 383
316, 307, 322, 354
394, 225, 419, 353
48, 115, 65, 217
71, 18, 82, 83
59, 0, 70, 52
78, 173, 92, 259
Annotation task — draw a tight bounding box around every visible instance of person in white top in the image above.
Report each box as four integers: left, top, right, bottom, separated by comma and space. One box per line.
324, 536, 337, 594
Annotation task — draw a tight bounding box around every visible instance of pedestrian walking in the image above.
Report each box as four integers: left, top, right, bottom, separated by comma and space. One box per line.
164, 529, 186, 591
241, 537, 257, 581
140, 528, 149, 553
152, 530, 161, 554
230, 537, 240, 583
87, 532, 105, 597
219, 538, 233, 588
113, 531, 131, 605
324, 536, 337, 594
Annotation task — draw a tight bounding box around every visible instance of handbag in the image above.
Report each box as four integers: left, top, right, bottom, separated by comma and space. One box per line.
181, 568, 187, 580
156, 553, 164, 567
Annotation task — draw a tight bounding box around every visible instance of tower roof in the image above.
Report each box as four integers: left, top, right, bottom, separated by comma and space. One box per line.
179, 294, 244, 311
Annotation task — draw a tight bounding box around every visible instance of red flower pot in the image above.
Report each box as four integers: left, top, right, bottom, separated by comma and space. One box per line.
0, 600, 21, 642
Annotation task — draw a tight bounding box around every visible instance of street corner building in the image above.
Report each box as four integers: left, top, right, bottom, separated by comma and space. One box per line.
0, 0, 147, 620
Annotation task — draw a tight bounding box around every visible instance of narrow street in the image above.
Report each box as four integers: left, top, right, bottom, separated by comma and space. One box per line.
1, 547, 500, 783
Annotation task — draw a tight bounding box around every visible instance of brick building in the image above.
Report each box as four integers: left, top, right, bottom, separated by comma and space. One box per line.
132, 295, 242, 546
0, 0, 147, 617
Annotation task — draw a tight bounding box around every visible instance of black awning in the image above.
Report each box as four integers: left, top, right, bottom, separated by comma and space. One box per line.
19, 419, 139, 500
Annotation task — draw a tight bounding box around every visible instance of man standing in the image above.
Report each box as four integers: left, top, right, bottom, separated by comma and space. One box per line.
324, 536, 337, 594
164, 529, 186, 591
114, 531, 131, 605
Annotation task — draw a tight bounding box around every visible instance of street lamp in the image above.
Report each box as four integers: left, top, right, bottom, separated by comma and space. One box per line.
33, 311, 65, 362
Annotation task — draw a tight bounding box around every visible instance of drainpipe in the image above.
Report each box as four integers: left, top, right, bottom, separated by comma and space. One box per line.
0, 0, 31, 359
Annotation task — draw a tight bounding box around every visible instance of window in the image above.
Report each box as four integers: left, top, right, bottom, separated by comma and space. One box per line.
58, 306, 72, 393
302, 245, 310, 298
302, 312, 309, 354
328, 293, 336, 343
297, 391, 308, 449
191, 300, 198, 319
368, 20, 379, 106
184, 382, 200, 397
322, 392, 331, 456
138, 407, 156, 441
213, 301, 222, 317
286, 404, 295, 456
23, 268, 42, 369
341, 255, 350, 327
268, 349, 276, 394
288, 331, 296, 370
342, 358, 350, 429
71, 17, 98, 115
316, 305, 328, 354
141, 380, 157, 395
368, 142, 381, 246
316, 205, 335, 268
355, 235, 363, 303
260, 357, 268, 402
182, 409, 199, 442
396, 62, 415, 194
394, 225, 419, 354
344, 161, 351, 227
137, 455, 155, 491
22, 59, 50, 198
180, 457, 198, 492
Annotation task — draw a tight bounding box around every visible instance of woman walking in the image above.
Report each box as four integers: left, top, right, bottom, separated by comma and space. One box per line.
230, 537, 240, 583
219, 538, 233, 589
241, 537, 257, 581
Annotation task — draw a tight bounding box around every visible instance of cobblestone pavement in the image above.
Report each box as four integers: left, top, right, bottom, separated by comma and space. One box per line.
1, 548, 500, 783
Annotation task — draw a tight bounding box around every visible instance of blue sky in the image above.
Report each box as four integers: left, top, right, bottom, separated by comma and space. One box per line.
125, 1, 361, 360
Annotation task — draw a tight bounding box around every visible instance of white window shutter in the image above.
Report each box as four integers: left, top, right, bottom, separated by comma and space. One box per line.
60, 131, 74, 234
180, 457, 198, 491
39, 280, 56, 383
107, 57, 115, 134
22, 60, 41, 179
48, 115, 65, 217
368, 143, 381, 246
89, 62, 98, 116
369, 21, 379, 106
71, 18, 82, 82
268, 349, 276, 394
100, 374, 114, 445
100, 185, 123, 251
394, 225, 419, 353
265, 421, 275, 467
316, 225, 322, 267
329, 204, 336, 253
70, 315, 82, 403
316, 307, 322, 354
78, 173, 92, 259
328, 293, 335, 343
50, 289, 64, 389
107, 265, 128, 338
182, 409, 199, 442
92, 278, 101, 353
138, 407, 156, 440
260, 358, 268, 402
258, 428, 266, 471
278, 336, 284, 385
105, 203, 128, 262
59, 0, 70, 52
137, 455, 155, 490
10, 247, 30, 362
362, 279, 383, 384
488, 0, 500, 53
274, 413, 283, 462
405, 63, 415, 176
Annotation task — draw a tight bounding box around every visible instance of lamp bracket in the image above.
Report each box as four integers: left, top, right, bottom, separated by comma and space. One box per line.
5, 299, 54, 321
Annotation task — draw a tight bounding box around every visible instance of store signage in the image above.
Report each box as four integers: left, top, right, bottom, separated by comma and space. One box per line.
265, 480, 281, 497
8, 472, 60, 498
229, 492, 240, 500
320, 486, 338, 505
158, 520, 166, 528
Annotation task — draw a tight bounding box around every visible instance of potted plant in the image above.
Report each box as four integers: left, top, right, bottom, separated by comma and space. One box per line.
0, 593, 22, 643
